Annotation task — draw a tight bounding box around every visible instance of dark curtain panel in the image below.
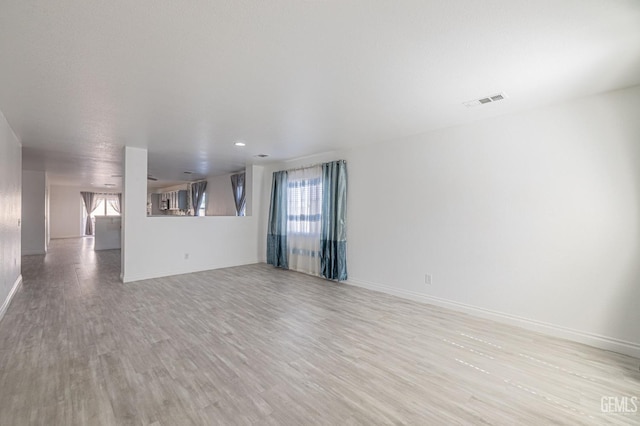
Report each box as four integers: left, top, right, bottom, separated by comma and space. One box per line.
80, 191, 98, 235
191, 181, 208, 216
320, 160, 348, 281
266, 170, 289, 268
230, 172, 246, 216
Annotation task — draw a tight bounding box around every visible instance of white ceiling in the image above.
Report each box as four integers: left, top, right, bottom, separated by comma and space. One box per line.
2, 0, 640, 189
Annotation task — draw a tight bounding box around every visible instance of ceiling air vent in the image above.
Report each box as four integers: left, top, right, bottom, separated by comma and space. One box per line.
464, 92, 508, 107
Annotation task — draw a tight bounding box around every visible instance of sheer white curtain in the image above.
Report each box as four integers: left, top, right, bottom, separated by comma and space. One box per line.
287, 165, 323, 276
108, 193, 122, 213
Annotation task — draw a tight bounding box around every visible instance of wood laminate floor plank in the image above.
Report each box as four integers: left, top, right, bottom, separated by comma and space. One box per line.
0, 237, 639, 425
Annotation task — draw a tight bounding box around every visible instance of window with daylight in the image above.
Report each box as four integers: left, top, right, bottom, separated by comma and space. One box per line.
82, 193, 121, 236
198, 193, 206, 217
286, 165, 323, 276
92, 194, 121, 217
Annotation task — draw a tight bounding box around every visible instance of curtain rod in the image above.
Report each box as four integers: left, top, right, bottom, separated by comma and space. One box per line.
279, 159, 346, 173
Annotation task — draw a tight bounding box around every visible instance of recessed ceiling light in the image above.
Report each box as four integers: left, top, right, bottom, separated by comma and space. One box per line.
234, 141, 246, 147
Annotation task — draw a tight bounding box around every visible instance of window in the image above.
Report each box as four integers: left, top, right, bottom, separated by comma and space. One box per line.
93, 198, 106, 217
285, 165, 323, 275
287, 175, 322, 235
92, 194, 120, 216
198, 193, 206, 217
105, 198, 120, 216
85, 194, 120, 236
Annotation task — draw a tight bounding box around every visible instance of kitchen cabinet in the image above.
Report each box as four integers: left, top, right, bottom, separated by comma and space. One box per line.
95, 216, 121, 250
160, 190, 188, 211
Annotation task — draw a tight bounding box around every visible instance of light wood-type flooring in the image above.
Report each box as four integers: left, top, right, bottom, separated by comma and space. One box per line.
1, 238, 639, 425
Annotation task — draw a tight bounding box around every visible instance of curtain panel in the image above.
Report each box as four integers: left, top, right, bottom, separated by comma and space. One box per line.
286, 165, 322, 276
80, 191, 98, 235
266, 170, 288, 268
109, 193, 122, 213
320, 160, 348, 281
230, 172, 247, 216
266, 160, 347, 280
190, 181, 208, 216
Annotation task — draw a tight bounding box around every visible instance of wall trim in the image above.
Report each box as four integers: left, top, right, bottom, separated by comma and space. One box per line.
0, 275, 23, 323
122, 260, 261, 284
345, 277, 640, 359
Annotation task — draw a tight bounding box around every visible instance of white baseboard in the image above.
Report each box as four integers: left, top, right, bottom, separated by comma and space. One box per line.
345, 277, 640, 359
122, 260, 261, 284
0, 275, 23, 322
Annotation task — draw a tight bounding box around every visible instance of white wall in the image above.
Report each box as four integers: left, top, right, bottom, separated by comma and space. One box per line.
122, 146, 264, 282
50, 185, 85, 238
45, 175, 50, 248
206, 172, 238, 216
258, 86, 640, 357
153, 183, 189, 193
21, 170, 47, 255
50, 187, 122, 237
0, 110, 22, 318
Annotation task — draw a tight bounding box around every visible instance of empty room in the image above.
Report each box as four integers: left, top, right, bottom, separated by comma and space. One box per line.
1, 1, 640, 424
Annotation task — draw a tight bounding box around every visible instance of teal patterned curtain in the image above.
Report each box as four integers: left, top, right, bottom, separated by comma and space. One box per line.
320, 160, 348, 281
191, 181, 208, 216
230, 172, 246, 216
267, 170, 289, 268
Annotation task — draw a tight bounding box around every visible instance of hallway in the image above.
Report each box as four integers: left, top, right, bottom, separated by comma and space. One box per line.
0, 238, 122, 423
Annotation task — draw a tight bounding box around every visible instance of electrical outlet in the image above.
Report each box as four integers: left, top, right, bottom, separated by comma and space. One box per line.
425, 274, 432, 285
184, 253, 189, 260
